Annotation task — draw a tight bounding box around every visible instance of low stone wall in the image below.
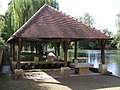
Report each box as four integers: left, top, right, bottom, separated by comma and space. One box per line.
12, 62, 64, 70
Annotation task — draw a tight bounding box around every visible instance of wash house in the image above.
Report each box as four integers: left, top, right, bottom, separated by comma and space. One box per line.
7, 4, 111, 71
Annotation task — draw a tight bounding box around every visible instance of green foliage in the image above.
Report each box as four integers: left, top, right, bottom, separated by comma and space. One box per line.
0, 37, 5, 45
0, 15, 5, 30
0, 37, 5, 48
116, 14, 120, 30
113, 14, 120, 49
75, 13, 99, 49
78, 40, 100, 49
20, 52, 36, 61
102, 29, 113, 36
76, 12, 95, 26
113, 32, 120, 49
102, 29, 115, 49
0, 15, 6, 46
75, 13, 114, 50
1, 0, 59, 41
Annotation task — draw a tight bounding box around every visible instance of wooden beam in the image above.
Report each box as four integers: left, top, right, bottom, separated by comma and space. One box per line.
100, 40, 106, 64
44, 43, 47, 53
74, 41, 77, 59
12, 41, 15, 61
30, 43, 34, 53
61, 39, 70, 67
55, 43, 57, 56
35, 43, 38, 56
38, 43, 43, 60
16, 39, 22, 69
55, 43, 60, 56
57, 43, 60, 56
9, 42, 12, 57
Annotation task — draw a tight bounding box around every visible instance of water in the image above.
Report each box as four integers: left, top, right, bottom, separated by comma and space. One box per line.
49, 49, 120, 76
68, 50, 120, 77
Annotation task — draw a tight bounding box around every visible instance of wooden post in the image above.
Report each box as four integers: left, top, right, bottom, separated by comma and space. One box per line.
61, 40, 69, 67
12, 41, 15, 61
55, 43, 60, 56
57, 43, 60, 56
74, 41, 77, 59
30, 43, 34, 53
16, 39, 22, 69
38, 43, 43, 60
35, 43, 38, 56
9, 42, 12, 57
44, 43, 47, 53
100, 40, 106, 64
55, 43, 57, 56
64, 47, 67, 67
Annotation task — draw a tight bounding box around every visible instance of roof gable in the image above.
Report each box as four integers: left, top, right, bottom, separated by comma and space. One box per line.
8, 4, 111, 42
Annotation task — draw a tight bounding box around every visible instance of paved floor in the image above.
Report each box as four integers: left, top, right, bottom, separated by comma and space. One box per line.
24, 68, 99, 80
1, 69, 120, 90
23, 69, 120, 90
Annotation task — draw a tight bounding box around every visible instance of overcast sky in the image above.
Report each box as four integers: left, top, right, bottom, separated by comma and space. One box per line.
0, 0, 120, 34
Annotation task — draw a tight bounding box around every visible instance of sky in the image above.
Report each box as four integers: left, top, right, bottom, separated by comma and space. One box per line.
57, 0, 120, 35
0, 0, 120, 34
0, 0, 10, 14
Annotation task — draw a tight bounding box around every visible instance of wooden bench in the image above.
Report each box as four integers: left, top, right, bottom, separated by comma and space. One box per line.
70, 63, 94, 75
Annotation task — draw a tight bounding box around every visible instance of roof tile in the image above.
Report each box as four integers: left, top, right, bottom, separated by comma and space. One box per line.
8, 4, 111, 41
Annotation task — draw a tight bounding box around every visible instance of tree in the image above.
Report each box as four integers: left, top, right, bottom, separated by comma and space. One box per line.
76, 13, 99, 49
102, 29, 115, 49
1, 0, 59, 41
0, 15, 5, 46
113, 32, 120, 49
116, 14, 120, 31
113, 14, 120, 49
102, 29, 113, 36
0, 15, 5, 30
76, 12, 95, 26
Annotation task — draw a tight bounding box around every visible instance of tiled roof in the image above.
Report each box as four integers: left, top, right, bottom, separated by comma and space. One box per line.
8, 4, 111, 42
